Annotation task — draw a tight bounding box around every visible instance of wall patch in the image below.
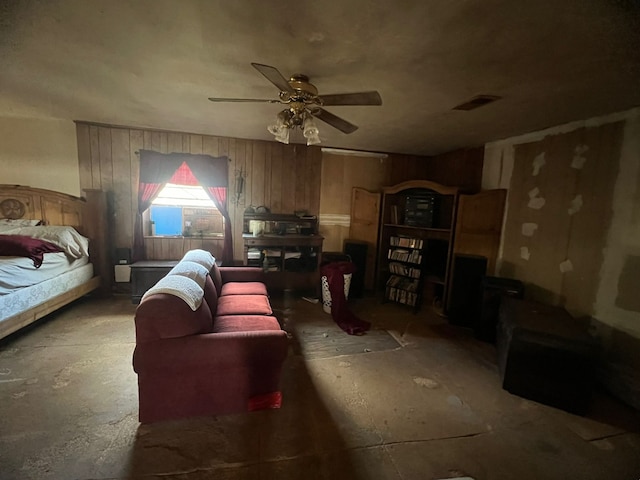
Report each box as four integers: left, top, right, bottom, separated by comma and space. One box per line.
522, 223, 538, 237
559, 259, 574, 273
571, 144, 589, 170
532, 152, 546, 176
568, 194, 583, 215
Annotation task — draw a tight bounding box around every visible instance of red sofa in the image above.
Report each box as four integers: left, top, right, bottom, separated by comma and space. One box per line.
133, 251, 288, 423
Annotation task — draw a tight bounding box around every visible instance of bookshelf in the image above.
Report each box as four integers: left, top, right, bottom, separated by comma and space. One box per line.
378, 180, 460, 313
377, 181, 507, 316
385, 235, 425, 308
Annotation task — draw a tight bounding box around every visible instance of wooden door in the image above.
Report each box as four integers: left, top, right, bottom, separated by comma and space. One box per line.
349, 187, 381, 290
453, 189, 507, 275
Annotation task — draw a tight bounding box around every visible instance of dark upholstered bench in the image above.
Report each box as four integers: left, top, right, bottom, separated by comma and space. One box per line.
497, 297, 599, 414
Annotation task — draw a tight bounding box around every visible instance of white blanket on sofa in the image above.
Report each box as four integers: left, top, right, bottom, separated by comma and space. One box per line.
168, 260, 209, 289
142, 275, 204, 311
181, 249, 215, 271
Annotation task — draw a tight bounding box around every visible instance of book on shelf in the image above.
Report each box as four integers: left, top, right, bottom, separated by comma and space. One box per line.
388, 248, 422, 264
391, 205, 399, 224
390, 236, 423, 249
385, 275, 419, 292
385, 285, 418, 306
388, 262, 421, 279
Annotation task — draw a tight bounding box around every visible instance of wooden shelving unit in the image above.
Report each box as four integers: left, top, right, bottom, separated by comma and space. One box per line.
377, 180, 507, 316
378, 180, 460, 313
242, 213, 323, 292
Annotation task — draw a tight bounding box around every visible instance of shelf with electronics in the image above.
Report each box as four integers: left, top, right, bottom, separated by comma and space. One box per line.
377, 180, 506, 315
242, 212, 323, 292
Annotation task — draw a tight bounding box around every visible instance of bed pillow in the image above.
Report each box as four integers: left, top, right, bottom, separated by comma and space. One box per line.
0, 225, 21, 234
0, 234, 64, 268
0, 219, 41, 234
0, 218, 41, 227
5, 226, 90, 259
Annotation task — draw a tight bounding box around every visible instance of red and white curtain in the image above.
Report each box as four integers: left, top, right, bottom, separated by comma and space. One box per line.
133, 150, 232, 264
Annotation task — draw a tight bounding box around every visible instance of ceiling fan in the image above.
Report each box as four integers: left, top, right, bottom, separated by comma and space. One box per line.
208, 63, 382, 143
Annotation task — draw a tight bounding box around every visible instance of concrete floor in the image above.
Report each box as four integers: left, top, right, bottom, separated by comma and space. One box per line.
1, 292, 639, 480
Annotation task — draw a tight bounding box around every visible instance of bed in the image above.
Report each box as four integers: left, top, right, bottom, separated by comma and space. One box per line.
0, 185, 109, 340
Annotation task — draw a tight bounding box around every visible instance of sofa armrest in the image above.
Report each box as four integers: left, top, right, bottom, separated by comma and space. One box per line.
219, 266, 266, 284
133, 330, 287, 373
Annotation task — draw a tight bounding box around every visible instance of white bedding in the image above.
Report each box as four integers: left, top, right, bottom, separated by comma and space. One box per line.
0, 253, 90, 295
0, 224, 96, 325
0, 225, 89, 258
0, 263, 94, 322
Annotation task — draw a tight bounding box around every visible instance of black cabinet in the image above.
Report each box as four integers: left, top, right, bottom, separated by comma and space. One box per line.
447, 254, 488, 327
130, 260, 178, 304
477, 276, 525, 342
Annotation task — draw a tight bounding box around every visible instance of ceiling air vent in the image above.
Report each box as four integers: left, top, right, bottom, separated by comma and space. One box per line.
453, 95, 501, 111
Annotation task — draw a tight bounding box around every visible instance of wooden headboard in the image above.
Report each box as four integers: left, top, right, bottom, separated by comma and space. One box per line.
0, 185, 111, 293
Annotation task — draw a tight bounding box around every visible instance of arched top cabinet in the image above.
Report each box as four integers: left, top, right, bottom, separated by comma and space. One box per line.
377, 180, 506, 316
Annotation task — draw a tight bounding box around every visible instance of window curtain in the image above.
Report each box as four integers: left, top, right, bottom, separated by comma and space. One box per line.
133, 150, 231, 263
169, 161, 199, 186
186, 155, 233, 265
133, 151, 183, 261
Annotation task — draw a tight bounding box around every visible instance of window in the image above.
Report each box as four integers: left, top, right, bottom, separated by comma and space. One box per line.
150, 184, 224, 237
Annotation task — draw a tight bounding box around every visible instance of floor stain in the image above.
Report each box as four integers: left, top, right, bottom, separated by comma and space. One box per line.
413, 377, 440, 388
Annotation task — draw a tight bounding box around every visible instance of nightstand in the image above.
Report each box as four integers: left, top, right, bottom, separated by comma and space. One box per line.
130, 260, 179, 304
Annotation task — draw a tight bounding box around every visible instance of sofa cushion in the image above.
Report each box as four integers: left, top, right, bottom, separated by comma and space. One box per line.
220, 282, 268, 296
213, 315, 281, 333
135, 293, 213, 343
210, 262, 223, 295
203, 275, 218, 312
216, 294, 273, 316
219, 266, 265, 284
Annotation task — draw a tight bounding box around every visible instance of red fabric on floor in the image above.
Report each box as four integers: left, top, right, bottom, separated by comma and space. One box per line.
320, 262, 371, 335
248, 391, 282, 411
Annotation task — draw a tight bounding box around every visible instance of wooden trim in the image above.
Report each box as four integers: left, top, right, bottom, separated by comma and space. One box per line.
74, 120, 241, 141
382, 180, 460, 196
0, 277, 100, 340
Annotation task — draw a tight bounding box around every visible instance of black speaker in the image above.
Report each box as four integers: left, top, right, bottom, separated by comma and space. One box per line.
448, 254, 487, 327
115, 248, 132, 265
343, 240, 367, 298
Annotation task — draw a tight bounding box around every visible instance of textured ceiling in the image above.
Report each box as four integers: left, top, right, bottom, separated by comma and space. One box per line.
2, 0, 640, 155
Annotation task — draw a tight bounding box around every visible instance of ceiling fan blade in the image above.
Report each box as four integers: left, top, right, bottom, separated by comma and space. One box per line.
319, 91, 382, 106
208, 97, 280, 103
311, 108, 358, 134
251, 63, 295, 93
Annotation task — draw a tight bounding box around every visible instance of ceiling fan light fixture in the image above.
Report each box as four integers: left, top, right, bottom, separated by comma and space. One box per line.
268, 112, 290, 144
303, 113, 321, 145
273, 127, 290, 144
210, 63, 382, 141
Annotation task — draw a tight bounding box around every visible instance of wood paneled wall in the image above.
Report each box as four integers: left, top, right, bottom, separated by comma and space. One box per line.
76, 121, 482, 264
319, 146, 483, 217
426, 147, 484, 190
76, 122, 321, 262
318, 147, 484, 254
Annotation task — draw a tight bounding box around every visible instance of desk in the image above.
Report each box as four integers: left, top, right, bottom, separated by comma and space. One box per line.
130, 260, 179, 304
243, 234, 324, 292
